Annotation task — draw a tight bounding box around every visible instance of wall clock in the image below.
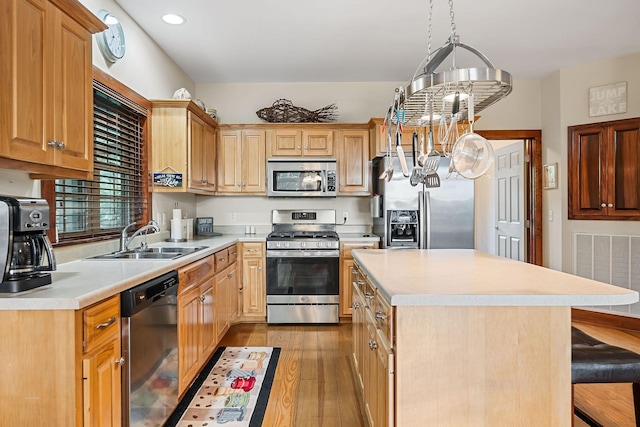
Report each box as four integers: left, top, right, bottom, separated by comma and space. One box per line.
96, 10, 126, 63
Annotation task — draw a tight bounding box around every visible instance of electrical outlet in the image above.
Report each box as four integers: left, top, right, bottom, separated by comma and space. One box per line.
343, 211, 348, 223
231, 212, 237, 222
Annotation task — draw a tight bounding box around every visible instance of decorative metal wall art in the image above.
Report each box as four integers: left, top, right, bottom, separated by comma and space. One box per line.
256, 99, 338, 123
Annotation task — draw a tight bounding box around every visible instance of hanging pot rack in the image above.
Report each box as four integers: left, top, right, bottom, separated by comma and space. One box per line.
395, 35, 513, 127
392, 0, 513, 128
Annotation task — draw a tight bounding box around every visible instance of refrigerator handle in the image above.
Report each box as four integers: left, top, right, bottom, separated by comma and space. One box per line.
418, 191, 431, 249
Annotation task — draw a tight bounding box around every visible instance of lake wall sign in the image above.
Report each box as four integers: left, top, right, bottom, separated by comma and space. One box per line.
589, 82, 627, 117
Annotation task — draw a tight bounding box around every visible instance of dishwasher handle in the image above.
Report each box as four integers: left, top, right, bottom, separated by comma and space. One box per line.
121, 270, 179, 317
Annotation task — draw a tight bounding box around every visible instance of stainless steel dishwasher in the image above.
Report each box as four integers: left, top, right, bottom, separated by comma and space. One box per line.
121, 270, 179, 427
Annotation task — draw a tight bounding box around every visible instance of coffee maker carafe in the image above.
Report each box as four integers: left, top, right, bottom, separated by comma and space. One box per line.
0, 196, 56, 293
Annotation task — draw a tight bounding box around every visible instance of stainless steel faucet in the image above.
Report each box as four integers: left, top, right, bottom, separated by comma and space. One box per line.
120, 220, 160, 252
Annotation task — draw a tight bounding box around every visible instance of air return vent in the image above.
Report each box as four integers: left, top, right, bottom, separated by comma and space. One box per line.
574, 233, 640, 315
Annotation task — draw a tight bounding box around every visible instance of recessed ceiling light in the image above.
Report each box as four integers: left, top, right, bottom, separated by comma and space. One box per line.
162, 14, 185, 25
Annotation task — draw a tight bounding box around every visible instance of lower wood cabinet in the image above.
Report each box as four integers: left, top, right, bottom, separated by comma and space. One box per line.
240, 242, 266, 319
352, 265, 394, 427
177, 255, 217, 396
82, 295, 123, 427
215, 263, 238, 343
82, 338, 122, 427
340, 241, 378, 317
177, 246, 239, 396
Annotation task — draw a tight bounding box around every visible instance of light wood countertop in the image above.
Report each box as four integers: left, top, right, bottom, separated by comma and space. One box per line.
352, 249, 638, 307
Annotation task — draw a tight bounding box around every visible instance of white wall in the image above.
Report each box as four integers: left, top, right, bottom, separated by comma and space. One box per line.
79, 0, 196, 100
540, 52, 640, 273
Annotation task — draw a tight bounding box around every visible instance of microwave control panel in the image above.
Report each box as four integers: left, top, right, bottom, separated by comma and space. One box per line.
327, 170, 336, 192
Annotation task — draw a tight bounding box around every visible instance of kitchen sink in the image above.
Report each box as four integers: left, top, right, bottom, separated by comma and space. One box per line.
85, 245, 209, 261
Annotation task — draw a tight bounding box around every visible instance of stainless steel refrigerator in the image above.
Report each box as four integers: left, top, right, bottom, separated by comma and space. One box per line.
372, 155, 474, 249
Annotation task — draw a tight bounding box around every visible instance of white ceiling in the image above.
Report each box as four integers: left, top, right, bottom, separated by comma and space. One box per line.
114, 0, 640, 84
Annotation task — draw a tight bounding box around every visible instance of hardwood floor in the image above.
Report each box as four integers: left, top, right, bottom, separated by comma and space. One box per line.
218, 323, 366, 427
573, 321, 640, 426
218, 321, 639, 426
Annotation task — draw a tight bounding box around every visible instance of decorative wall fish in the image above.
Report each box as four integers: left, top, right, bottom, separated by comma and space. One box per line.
256, 98, 338, 123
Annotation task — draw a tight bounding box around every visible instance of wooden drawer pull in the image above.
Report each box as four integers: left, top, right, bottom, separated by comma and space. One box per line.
96, 316, 116, 330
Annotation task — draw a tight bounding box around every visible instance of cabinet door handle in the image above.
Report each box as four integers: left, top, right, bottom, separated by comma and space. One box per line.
96, 316, 116, 329
601, 203, 607, 207
227, 274, 233, 279
115, 357, 125, 366
353, 302, 360, 309
219, 257, 226, 262
369, 340, 378, 350
199, 295, 206, 303
297, 145, 301, 150
239, 286, 244, 292
375, 311, 387, 320
47, 140, 65, 150
608, 203, 614, 208
258, 267, 262, 271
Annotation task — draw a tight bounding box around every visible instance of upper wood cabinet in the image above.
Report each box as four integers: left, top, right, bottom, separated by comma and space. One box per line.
217, 128, 266, 194
337, 130, 370, 195
568, 117, 640, 220
151, 100, 218, 194
369, 118, 416, 159
267, 129, 334, 157
0, 0, 105, 179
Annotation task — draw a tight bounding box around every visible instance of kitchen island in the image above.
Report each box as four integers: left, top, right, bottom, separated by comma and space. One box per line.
351, 249, 638, 427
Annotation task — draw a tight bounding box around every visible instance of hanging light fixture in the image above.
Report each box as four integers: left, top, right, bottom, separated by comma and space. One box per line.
396, 0, 512, 128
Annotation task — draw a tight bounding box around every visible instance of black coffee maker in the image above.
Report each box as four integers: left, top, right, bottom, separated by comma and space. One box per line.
0, 196, 56, 293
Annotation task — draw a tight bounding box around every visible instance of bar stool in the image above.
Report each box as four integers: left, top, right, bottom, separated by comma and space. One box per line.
571, 326, 640, 426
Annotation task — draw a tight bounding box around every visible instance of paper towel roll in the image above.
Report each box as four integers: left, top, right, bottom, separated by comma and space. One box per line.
171, 218, 183, 240
172, 208, 182, 220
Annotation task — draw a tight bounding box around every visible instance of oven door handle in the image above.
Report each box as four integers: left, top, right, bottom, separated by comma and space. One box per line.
266, 250, 340, 258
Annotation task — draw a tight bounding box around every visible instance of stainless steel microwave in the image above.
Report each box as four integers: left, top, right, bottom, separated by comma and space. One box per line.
267, 158, 337, 197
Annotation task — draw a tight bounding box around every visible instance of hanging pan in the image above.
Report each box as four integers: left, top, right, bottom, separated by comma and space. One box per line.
450, 93, 494, 179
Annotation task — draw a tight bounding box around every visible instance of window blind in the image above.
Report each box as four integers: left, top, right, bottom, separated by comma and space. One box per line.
55, 86, 147, 239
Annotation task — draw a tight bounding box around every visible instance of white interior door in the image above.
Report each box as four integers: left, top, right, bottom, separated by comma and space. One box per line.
495, 143, 526, 261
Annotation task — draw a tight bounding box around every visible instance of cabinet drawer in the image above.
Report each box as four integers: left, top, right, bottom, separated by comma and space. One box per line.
227, 244, 238, 264
215, 248, 230, 271
363, 278, 376, 309
242, 242, 264, 257
342, 241, 378, 259
375, 293, 393, 347
83, 295, 120, 354
179, 255, 216, 292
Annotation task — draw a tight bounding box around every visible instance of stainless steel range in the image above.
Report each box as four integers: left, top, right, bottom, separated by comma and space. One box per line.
266, 209, 340, 324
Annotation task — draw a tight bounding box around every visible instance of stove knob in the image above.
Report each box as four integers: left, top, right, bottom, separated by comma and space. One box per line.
275, 242, 281, 248
300, 242, 306, 248
284, 242, 290, 248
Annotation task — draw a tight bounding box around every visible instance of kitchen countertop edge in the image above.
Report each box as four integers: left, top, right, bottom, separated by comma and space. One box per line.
0, 234, 262, 311
352, 249, 639, 307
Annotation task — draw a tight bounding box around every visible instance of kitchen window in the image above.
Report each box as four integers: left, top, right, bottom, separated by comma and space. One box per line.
42, 68, 151, 244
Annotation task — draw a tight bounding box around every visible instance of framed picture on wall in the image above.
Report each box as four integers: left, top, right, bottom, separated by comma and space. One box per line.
543, 163, 558, 189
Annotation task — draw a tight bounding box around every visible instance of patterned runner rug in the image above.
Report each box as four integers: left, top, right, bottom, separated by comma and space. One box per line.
165, 346, 280, 427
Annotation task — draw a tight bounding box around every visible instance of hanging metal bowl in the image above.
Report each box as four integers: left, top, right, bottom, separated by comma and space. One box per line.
450, 132, 494, 179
